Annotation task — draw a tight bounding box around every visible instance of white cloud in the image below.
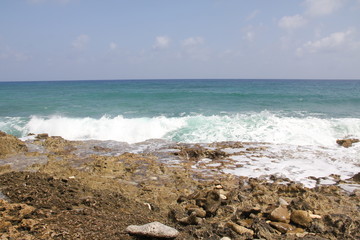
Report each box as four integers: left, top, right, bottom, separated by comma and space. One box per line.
182, 37, 204, 47
246, 10, 260, 21
244, 31, 255, 42
72, 34, 89, 50
296, 28, 359, 55
278, 14, 307, 30
153, 36, 170, 49
0, 46, 30, 62
304, 0, 344, 16
109, 42, 118, 50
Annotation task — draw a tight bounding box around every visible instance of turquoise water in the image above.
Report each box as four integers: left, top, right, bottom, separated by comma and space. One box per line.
1, 79, 360, 144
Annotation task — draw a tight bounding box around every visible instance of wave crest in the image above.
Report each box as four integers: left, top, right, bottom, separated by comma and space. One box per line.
1, 112, 359, 145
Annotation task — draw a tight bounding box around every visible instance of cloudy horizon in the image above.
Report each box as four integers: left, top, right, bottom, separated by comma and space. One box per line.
1, 0, 360, 81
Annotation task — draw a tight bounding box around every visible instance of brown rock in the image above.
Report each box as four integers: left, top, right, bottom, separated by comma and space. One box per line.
336, 138, 359, 148
204, 190, 221, 214
0, 131, 28, 156
35, 133, 49, 139
350, 172, 360, 182
291, 210, 312, 227
270, 205, 290, 223
227, 222, 254, 236
269, 221, 295, 233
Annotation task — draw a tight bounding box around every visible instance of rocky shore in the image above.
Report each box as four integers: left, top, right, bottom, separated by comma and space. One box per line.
0, 131, 359, 239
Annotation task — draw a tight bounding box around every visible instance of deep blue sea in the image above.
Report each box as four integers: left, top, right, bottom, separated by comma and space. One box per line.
1, 79, 360, 145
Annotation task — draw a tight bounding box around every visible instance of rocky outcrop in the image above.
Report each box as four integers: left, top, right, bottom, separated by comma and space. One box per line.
0, 131, 27, 157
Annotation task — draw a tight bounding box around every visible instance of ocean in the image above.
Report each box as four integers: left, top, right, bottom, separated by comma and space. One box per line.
1, 79, 360, 187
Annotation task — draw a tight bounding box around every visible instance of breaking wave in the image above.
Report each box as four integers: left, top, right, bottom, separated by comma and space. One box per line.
1, 111, 360, 145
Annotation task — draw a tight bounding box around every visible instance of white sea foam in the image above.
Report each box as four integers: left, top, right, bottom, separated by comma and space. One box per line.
3, 112, 356, 145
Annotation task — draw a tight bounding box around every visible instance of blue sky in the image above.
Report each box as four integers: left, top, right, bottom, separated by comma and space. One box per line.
1, 0, 360, 81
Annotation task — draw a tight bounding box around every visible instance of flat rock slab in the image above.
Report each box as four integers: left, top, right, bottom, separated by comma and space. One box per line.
126, 221, 179, 238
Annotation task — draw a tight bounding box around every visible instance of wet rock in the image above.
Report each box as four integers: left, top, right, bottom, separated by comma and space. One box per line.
291, 210, 312, 227
126, 221, 179, 238
269, 205, 290, 223
336, 138, 359, 148
350, 172, 360, 182
269, 221, 295, 233
35, 133, 49, 139
227, 222, 254, 236
0, 131, 28, 157
174, 145, 229, 161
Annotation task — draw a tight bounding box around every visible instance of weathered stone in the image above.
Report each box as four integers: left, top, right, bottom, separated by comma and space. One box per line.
291, 210, 312, 227
126, 221, 179, 238
269, 205, 290, 223
204, 190, 221, 214
0, 131, 28, 156
35, 133, 49, 139
269, 221, 295, 233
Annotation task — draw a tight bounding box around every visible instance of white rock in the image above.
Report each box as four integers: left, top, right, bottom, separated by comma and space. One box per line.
220, 237, 232, 240
126, 221, 179, 238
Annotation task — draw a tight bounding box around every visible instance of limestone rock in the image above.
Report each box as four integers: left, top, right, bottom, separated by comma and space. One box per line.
0, 131, 27, 157
291, 210, 312, 227
126, 221, 179, 238
269, 205, 290, 223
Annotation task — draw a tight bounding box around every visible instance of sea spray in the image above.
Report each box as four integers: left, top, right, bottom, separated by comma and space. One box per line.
0, 112, 355, 145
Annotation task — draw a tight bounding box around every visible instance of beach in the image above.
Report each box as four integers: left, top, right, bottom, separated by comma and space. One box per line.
0, 131, 359, 239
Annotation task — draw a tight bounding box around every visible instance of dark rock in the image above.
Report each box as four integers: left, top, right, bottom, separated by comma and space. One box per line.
204, 190, 221, 215
350, 172, 360, 182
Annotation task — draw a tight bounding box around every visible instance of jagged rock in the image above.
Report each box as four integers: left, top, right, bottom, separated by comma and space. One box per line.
35, 133, 49, 139
174, 145, 229, 161
204, 190, 221, 214
0, 131, 28, 156
336, 138, 359, 148
269, 221, 295, 233
291, 210, 312, 227
269, 205, 290, 223
126, 222, 179, 238
350, 172, 360, 182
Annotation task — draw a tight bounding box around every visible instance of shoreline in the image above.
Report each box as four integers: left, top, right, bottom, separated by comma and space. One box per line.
0, 132, 359, 239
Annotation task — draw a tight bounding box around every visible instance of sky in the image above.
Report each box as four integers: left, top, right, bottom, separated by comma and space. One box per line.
0, 0, 360, 81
